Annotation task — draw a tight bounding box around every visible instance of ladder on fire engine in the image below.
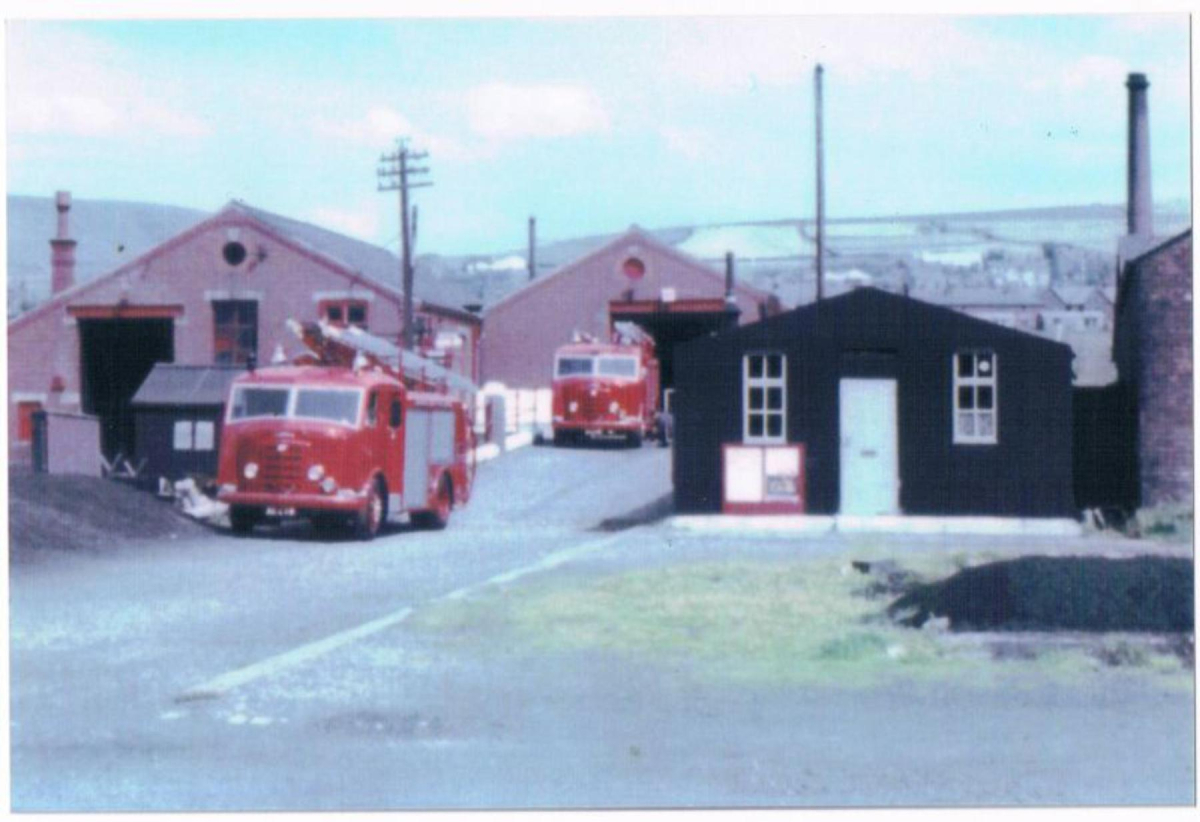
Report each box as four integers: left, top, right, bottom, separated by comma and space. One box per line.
287, 319, 477, 395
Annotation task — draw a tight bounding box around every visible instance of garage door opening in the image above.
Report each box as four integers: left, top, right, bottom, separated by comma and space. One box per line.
78, 317, 175, 460
609, 298, 740, 399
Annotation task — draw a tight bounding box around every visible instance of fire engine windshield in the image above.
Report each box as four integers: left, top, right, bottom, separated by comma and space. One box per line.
230, 387, 290, 420
294, 388, 362, 426
597, 356, 638, 378
556, 357, 594, 377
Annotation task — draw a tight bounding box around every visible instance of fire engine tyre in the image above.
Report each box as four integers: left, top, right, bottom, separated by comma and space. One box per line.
230, 505, 262, 536
626, 431, 643, 449
413, 477, 453, 530
355, 479, 386, 541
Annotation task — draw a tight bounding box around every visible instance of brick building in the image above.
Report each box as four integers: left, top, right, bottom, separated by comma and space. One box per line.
481, 226, 777, 390
8, 195, 481, 464
1112, 230, 1193, 507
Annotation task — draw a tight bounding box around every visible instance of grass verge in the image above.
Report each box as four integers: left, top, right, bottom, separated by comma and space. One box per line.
412, 549, 1193, 689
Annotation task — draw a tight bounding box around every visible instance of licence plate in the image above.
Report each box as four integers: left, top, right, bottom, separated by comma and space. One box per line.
266, 507, 297, 517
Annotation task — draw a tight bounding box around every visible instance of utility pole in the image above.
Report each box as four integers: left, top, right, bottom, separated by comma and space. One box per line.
377, 139, 432, 351
814, 63, 825, 303
528, 216, 537, 282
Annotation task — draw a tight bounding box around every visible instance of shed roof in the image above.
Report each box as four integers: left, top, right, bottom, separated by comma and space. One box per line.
131, 364, 244, 407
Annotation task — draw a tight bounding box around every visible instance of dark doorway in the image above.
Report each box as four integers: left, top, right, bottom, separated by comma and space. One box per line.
79, 318, 175, 459
609, 299, 740, 397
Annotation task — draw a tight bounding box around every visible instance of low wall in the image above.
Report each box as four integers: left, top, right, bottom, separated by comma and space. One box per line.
43, 412, 103, 476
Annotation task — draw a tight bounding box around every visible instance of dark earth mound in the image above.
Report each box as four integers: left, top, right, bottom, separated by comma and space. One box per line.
888, 555, 1194, 633
9, 468, 208, 563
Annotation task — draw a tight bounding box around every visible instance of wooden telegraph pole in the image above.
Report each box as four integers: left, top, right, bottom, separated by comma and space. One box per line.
377, 140, 432, 351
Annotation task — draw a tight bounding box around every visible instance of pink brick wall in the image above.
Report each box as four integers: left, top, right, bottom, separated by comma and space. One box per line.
8, 210, 479, 459
481, 232, 771, 388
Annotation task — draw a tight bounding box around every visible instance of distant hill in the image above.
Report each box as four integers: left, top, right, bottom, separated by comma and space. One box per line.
7, 195, 207, 315
8, 194, 1190, 319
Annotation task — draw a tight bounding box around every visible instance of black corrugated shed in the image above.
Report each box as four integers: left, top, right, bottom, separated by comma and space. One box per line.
673, 288, 1077, 517
131, 364, 244, 485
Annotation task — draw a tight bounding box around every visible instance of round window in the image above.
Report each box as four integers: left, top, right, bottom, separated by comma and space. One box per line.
622, 257, 646, 280
222, 241, 248, 266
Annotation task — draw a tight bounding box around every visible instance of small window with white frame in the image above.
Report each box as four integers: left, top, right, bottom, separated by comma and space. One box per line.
953, 350, 997, 444
743, 352, 786, 444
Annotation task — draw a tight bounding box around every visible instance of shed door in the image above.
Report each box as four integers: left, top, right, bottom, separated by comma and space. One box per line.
839, 378, 899, 515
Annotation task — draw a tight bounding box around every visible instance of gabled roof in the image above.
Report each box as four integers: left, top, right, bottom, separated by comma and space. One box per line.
8, 200, 480, 334
131, 364, 244, 406
483, 225, 775, 316
697, 286, 1075, 356
1049, 285, 1099, 308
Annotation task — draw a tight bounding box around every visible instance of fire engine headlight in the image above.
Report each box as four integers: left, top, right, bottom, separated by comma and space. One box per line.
609, 401, 620, 414
569, 401, 579, 412
243, 462, 259, 480
307, 464, 325, 482
320, 476, 337, 494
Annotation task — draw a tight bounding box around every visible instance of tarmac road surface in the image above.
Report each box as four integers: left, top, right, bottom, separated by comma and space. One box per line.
9, 443, 1195, 810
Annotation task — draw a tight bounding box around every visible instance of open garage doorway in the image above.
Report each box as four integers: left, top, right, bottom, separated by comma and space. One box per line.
78, 316, 175, 460
609, 298, 740, 400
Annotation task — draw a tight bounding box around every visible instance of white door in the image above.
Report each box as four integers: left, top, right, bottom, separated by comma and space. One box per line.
839, 378, 899, 515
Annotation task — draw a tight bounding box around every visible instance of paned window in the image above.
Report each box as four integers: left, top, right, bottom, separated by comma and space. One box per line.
321, 299, 369, 330
213, 301, 258, 366
953, 350, 998, 444
743, 353, 786, 444
172, 419, 215, 452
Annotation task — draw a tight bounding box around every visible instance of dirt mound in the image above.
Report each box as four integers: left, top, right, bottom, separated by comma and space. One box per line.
8, 469, 209, 563
888, 556, 1193, 633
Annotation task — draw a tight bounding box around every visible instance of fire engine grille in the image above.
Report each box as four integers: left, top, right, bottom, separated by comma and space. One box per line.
260, 449, 303, 490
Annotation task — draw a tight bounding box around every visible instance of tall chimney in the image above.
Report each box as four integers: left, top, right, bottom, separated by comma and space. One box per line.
1126, 73, 1153, 239
50, 191, 77, 296
724, 251, 735, 301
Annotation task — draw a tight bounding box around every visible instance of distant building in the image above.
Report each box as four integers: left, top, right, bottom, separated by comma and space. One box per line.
673, 288, 1076, 518
1112, 230, 1193, 507
481, 227, 778, 390
912, 286, 1045, 332
8, 195, 481, 465
1041, 285, 1111, 332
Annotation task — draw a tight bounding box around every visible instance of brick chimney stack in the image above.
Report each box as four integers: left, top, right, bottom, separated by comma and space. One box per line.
50, 190, 77, 295
1126, 73, 1153, 239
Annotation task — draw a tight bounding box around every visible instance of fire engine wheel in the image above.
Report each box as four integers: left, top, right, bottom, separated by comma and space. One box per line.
230, 505, 262, 536
355, 480, 386, 541
626, 431, 643, 449
413, 477, 452, 530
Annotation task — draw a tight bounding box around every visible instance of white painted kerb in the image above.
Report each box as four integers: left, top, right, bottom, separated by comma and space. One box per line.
671, 515, 1083, 537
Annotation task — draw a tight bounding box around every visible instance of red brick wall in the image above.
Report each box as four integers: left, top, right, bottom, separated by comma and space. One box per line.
481, 232, 770, 388
1114, 233, 1193, 507
8, 211, 479, 459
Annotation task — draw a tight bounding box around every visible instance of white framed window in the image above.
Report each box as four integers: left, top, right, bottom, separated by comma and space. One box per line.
173, 420, 194, 451
194, 421, 215, 451
743, 353, 786, 444
953, 350, 997, 445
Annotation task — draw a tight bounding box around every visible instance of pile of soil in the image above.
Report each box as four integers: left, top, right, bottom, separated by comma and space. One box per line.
888, 555, 1194, 633
8, 468, 209, 563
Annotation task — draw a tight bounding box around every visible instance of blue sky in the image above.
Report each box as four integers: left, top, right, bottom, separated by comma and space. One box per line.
6, 13, 1191, 255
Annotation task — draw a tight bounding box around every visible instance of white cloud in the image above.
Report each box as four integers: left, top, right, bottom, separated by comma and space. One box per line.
662, 17, 999, 92
313, 106, 414, 146
466, 82, 610, 140
7, 24, 210, 139
659, 125, 713, 162
1059, 55, 1130, 92
307, 205, 381, 242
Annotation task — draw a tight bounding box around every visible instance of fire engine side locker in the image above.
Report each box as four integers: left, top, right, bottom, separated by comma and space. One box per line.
404, 409, 432, 512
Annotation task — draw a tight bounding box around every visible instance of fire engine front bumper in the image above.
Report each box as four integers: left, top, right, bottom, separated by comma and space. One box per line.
217, 490, 367, 513
553, 419, 643, 435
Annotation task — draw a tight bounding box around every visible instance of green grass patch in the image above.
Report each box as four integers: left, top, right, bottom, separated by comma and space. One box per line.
412, 551, 1193, 689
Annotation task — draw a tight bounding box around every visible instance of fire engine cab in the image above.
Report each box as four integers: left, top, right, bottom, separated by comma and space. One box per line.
216, 320, 475, 539
551, 325, 661, 447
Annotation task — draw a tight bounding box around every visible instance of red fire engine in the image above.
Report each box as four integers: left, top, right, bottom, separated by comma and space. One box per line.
216, 320, 475, 539
551, 325, 661, 447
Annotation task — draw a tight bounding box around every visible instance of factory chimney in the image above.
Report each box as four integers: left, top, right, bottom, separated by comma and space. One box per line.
50, 190, 77, 295
1126, 73, 1153, 240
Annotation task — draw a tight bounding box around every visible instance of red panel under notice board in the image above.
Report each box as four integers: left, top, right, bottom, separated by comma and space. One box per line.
722, 443, 806, 514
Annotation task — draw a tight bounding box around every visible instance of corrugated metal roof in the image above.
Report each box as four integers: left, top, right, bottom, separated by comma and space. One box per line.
131, 364, 244, 407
